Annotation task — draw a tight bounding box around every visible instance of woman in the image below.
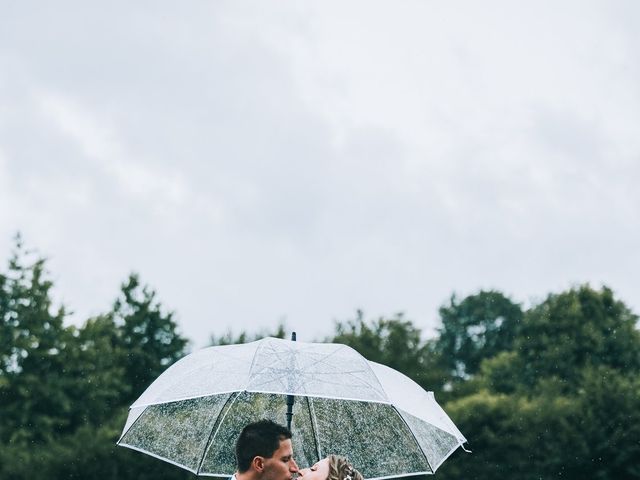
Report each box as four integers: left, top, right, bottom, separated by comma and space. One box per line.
298, 455, 364, 480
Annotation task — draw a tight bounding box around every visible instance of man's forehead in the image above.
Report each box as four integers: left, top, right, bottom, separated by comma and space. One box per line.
276, 438, 293, 454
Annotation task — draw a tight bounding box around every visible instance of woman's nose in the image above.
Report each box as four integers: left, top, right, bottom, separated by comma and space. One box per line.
298, 468, 309, 477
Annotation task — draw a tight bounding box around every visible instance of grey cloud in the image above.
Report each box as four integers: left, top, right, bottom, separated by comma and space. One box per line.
1, 1, 639, 346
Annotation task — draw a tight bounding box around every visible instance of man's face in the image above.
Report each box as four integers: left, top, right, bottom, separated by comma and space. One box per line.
261, 438, 298, 480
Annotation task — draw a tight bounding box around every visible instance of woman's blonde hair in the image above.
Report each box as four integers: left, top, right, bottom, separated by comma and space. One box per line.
326, 455, 364, 480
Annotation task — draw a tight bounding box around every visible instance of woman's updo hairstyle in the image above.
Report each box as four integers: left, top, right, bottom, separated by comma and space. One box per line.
326, 455, 364, 480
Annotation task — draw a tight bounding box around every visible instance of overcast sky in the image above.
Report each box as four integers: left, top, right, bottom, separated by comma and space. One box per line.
1, 1, 638, 348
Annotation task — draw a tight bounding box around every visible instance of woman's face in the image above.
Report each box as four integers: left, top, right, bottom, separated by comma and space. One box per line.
298, 457, 330, 480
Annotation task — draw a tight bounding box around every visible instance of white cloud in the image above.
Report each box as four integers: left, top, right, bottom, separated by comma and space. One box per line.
36, 90, 188, 209
0, 1, 639, 346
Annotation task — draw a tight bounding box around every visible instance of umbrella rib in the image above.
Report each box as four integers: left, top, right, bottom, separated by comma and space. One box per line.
249, 344, 346, 378
248, 361, 372, 381
245, 367, 385, 398
247, 345, 294, 386
247, 372, 359, 390
247, 339, 268, 384
245, 375, 298, 391
248, 344, 378, 394
316, 367, 388, 397
252, 343, 301, 370
247, 365, 371, 378
306, 395, 322, 461
118, 443, 199, 475
343, 373, 385, 394
116, 405, 149, 444
392, 405, 434, 474
289, 345, 359, 377
247, 343, 302, 391
306, 349, 389, 397
251, 367, 368, 376
360, 358, 391, 402
431, 440, 468, 473
196, 391, 241, 476
311, 368, 384, 393
297, 344, 347, 368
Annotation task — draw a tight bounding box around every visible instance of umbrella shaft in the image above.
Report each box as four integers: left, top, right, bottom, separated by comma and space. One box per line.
286, 331, 296, 430
286, 394, 294, 430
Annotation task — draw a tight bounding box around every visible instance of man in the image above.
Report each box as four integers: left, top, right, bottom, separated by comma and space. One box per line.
234, 419, 299, 480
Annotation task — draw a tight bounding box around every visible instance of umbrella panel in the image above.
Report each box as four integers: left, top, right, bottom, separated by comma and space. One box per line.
119, 393, 233, 473
398, 410, 462, 472
119, 392, 459, 478
131, 339, 389, 409
199, 392, 318, 475
309, 397, 431, 478
120, 392, 319, 476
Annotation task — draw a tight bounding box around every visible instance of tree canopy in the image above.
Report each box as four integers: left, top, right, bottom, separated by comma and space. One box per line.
436, 290, 523, 380
1, 237, 639, 479
0, 239, 190, 479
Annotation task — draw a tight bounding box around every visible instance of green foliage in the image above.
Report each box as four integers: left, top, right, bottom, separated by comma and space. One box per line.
209, 322, 287, 346
517, 285, 640, 393
438, 390, 586, 480
0, 410, 192, 479
436, 285, 640, 480
0, 237, 74, 445
114, 274, 189, 403
62, 315, 129, 429
436, 290, 523, 379
438, 369, 640, 480
330, 310, 449, 396
477, 350, 523, 394
327, 289, 640, 480
2, 235, 640, 480
0, 238, 191, 480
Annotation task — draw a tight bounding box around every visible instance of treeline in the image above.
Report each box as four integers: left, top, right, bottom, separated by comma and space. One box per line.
1, 239, 639, 479
0, 239, 190, 479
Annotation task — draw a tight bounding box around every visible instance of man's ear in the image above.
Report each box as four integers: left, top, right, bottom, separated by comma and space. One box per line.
252, 456, 265, 473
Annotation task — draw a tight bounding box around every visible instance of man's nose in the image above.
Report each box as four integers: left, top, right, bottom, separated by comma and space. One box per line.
290, 459, 299, 472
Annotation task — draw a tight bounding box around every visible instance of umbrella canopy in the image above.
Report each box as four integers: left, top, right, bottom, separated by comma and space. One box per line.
118, 337, 466, 479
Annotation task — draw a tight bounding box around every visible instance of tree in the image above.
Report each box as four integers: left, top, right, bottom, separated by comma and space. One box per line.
517, 285, 640, 393
0, 239, 192, 479
0, 236, 74, 446
62, 314, 129, 430
436, 290, 523, 379
438, 366, 640, 480
209, 322, 287, 346
438, 285, 640, 480
112, 274, 189, 404
331, 311, 449, 395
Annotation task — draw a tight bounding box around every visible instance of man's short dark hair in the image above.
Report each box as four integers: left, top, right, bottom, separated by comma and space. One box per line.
235, 419, 292, 473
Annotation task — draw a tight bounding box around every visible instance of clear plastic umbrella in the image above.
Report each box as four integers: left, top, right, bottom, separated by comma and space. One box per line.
117, 337, 467, 479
